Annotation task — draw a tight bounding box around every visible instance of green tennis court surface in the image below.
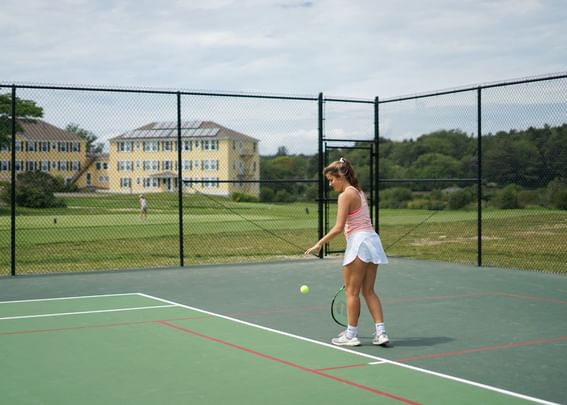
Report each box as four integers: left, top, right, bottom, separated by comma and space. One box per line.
1, 257, 566, 404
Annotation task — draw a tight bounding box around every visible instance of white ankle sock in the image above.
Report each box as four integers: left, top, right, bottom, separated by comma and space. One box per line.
346, 325, 358, 339
376, 322, 385, 335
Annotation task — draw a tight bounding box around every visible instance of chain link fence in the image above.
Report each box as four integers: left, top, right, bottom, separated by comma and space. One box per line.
1, 73, 566, 275
377, 74, 567, 272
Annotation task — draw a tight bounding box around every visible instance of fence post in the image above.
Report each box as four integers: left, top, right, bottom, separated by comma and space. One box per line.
10, 86, 17, 276
374, 96, 380, 234
477, 87, 482, 267
318, 92, 324, 258
177, 92, 185, 267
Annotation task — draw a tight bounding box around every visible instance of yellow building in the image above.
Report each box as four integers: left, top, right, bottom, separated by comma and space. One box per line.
74, 153, 110, 190
107, 120, 260, 197
0, 119, 88, 184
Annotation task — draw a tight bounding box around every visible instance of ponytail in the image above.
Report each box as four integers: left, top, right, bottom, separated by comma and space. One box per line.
323, 157, 360, 189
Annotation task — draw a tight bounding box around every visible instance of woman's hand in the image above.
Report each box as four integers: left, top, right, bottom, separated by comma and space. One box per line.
305, 241, 322, 256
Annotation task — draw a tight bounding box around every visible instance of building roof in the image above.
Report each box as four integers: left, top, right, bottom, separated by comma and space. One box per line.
110, 120, 259, 143
17, 119, 85, 142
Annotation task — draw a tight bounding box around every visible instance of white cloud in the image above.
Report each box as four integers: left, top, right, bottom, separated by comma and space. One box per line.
1, 0, 565, 153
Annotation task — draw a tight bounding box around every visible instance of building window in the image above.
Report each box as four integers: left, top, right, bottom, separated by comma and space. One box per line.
202, 140, 218, 150
183, 140, 192, 151
25, 161, 37, 171
202, 177, 220, 188
0, 161, 10, 171
118, 161, 133, 171
202, 159, 219, 171
143, 160, 159, 171
143, 141, 159, 152
183, 160, 192, 171
163, 141, 173, 151
41, 161, 50, 172
117, 142, 133, 152
120, 178, 132, 189
143, 178, 159, 188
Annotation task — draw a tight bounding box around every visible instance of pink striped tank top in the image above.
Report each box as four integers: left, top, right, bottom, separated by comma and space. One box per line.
344, 187, 374, 238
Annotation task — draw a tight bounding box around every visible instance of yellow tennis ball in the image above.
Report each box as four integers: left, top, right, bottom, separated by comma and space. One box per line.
300, 285, 310, 295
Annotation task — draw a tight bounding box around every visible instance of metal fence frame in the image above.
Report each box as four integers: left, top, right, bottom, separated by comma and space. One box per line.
2, 71, 566, 275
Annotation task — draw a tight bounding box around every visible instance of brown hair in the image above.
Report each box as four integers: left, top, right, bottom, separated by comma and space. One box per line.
323, 157, 360, 190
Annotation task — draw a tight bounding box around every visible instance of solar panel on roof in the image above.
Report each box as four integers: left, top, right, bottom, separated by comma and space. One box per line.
153, 121, 176, 130
181, 128, 219, 138
152, 120, 202, 130
181, 120, 202, 129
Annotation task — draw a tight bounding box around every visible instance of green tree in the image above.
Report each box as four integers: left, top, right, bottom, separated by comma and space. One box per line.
448, 188, 474, 209
0, 171, 66, 208
413, 130, 475, 160
484, 136, 541, 187
409, 153, 463, 179
65, 123, 99, 153
494, 185, 520, 209
0, 93, 44, 146
543, 125, 567, 181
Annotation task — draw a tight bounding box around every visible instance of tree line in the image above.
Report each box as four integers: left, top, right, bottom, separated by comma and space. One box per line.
260, 126, 567, 209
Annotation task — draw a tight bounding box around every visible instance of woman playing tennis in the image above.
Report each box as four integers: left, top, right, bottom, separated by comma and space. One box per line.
305, 157, 389, 346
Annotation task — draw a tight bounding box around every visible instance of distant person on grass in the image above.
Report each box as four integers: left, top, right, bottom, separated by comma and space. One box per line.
305, 157, 389, 347
139, 194, 148, 219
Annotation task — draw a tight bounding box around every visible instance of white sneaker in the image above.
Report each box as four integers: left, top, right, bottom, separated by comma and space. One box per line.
332, 332, 361, 346
372, 333, 390, 346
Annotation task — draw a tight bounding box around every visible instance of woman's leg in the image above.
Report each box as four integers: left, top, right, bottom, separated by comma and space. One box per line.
343, 258, 367, 327
360, 263, 384, 323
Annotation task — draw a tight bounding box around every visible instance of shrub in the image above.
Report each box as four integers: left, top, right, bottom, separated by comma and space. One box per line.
546, 179, 567, 210
230, 192, 258, 203
517, 189, 542, 208
274, 189, 295, 203
552, 190, 567, 210
260, 187, 274, 202
380, 187, 413, 208
448, 189, 473, 209
494, 185, 521, 209
0, 171, 66, 208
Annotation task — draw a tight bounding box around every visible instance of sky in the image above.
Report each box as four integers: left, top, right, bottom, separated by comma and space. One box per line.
1, 0, 566, 153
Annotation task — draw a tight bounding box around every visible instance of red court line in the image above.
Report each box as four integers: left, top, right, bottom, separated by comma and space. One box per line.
384, 292, 493, 304
395, 336, 567, 363
317, 363, 369, 371
490, 292, 567, 305
0, 315, 211, 336
158, 320, 421, 405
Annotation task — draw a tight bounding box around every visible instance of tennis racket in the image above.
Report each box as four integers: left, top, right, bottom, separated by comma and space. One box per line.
330, 286, 347, 327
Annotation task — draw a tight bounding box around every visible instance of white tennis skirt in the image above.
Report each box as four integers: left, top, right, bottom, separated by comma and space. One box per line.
343, 231, 389, 266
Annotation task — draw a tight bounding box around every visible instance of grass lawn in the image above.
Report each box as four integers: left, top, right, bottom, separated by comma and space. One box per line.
0, 193, 565, 275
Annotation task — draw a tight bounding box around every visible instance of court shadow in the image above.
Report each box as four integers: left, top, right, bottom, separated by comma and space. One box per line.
379, 336, 455, 348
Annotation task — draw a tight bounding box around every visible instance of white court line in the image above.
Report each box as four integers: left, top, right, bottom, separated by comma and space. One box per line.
368, 361, 388, 365
137, 292, 560, 405
0, 305, 177, 321
0, 293, 140, 305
